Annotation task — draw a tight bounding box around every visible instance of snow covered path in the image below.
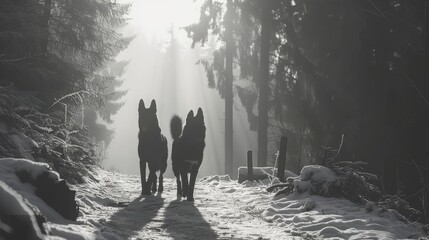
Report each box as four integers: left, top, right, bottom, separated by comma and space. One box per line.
2, 159, 425, 239
71, 171, 297, 240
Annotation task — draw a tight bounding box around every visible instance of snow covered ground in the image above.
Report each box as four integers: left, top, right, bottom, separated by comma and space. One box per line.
55, 170, 297, 239
45, 168, 426, 240
248, 188, 425, 239
1, 158, 426, 239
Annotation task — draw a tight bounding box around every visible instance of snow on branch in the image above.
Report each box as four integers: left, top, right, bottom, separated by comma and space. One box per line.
46, 90, 98, 127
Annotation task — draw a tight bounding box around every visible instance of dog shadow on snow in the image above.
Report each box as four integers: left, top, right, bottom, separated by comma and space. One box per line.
164, 199, 218, 240
104, 194, 164, 238
104, 195, 217, 239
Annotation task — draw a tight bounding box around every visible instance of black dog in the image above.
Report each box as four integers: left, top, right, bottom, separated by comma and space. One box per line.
170, 108, 206, 201
138, 99, 168, 195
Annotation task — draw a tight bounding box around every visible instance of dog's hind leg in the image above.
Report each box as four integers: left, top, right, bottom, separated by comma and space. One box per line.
150, 171, 157, 193
140, 161, 152, 195
158, 175, 163, 194
159, 136, 167, 194
187, 169, 198, 201
181, 171, 188, 198
175, 176, 182, 198
173, 166, 182, 197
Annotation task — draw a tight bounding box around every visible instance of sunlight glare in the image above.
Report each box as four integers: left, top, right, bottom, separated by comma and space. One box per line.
106, 0, 257, 178
133, 0, 201, 43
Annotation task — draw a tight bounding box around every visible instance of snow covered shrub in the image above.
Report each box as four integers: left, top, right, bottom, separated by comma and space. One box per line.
378, 195, 423, 222
329, 161, 382, 203
299, 165, 337, 195
0, 158, 79, 221
267, 161, 424, 224
267, 165, 338, 197
268, 162, 382, 203
329, 162, 422, 222
266, 176, 295, 196
0, 86, 101, 184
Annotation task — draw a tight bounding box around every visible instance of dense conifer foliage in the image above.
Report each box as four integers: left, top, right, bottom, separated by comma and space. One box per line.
188, 0, 429, 223
0, 0, 130, 155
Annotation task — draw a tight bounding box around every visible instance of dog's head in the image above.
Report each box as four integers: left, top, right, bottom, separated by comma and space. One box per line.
183, 108, 206, 142
138, 99, 159, 133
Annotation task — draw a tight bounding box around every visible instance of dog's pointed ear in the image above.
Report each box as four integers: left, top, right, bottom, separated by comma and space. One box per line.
139, 99, 145, 112
196, 108, 204, 121
186, 110, 194, 122
150, 100, 157, 112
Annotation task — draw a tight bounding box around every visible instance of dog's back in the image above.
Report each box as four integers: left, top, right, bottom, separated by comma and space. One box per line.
170, 108, 205, 201
138, 132, 167, 171
138, 100, 167, 172
170, 109, 206, 174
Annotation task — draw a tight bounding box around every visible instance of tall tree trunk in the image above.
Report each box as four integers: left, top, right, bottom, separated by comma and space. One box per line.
425, 0, 429, 66
257, 1, 272, 167
41, 0, 52, 52
225, 0, 234, 176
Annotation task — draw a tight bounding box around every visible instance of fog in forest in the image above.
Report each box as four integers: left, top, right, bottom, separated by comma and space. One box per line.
3, 0, 429, 237
103, 0, 257, 177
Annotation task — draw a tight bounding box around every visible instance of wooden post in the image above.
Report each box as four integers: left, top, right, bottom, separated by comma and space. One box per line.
247, 150, 253, 181
277, 136, 288, 182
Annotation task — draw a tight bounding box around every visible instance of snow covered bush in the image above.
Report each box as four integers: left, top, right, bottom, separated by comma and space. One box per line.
267, 161, 424, 224
329, 161, 382, 202
0, 158, 79, 221
0, 86, 100, 184
268, 162, 380, 201
378, 195, 423, 222
267, 165, 338, 197
331, 162, 422, 222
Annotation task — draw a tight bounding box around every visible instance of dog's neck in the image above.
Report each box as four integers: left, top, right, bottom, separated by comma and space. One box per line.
181, 134, 204, 144
139, 126, 161, 137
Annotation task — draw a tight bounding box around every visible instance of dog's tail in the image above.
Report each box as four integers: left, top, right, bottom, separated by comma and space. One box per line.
170, 115, 182, 140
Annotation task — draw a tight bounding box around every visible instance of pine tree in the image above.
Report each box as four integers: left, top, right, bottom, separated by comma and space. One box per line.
185, 0, 235, 175
0, 0, 131, 102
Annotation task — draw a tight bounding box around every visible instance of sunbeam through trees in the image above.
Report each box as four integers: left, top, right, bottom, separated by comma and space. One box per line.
1, 0, 429, 239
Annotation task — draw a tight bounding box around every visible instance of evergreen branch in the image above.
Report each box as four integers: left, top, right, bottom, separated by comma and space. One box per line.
0, 52, 46, 62
46, 90, 97, 112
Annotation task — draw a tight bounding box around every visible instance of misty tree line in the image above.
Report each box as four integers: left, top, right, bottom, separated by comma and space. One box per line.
0, 0, 130, 151
1, 0, 429, 222
187, 0, 429, 219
